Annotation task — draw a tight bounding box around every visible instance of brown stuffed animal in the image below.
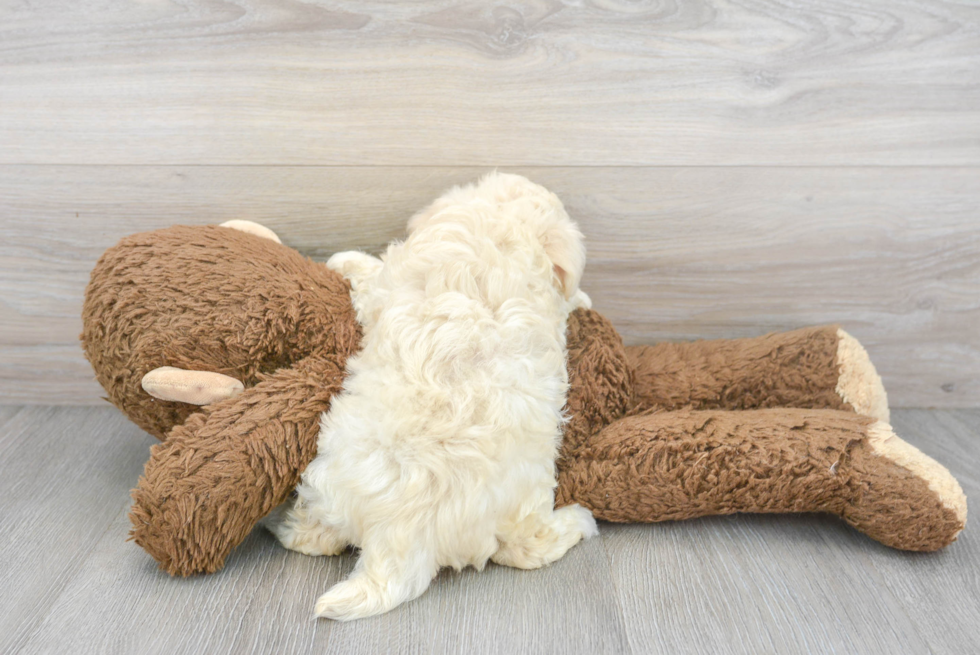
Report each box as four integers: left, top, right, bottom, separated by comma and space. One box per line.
82, 221, 967, 577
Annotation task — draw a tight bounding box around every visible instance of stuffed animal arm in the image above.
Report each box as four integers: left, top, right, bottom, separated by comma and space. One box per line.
83, 221, 967, 577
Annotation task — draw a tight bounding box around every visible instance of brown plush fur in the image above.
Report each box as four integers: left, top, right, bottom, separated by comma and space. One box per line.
82, 226, 361, 439
82, 225, 966, 576
556, 408, 961, 551
626, 325, 851, 414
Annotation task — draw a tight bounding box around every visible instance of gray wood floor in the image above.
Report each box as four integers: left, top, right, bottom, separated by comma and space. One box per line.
0, 406, 976, 655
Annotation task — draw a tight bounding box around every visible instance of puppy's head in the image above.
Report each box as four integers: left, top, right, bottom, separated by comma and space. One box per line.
408, 172, 586, 299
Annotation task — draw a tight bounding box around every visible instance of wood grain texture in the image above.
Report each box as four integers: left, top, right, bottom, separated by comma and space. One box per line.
1, 0, 979, 166
861, 409, 980, 655
17, 517, 632, 655
602, 518, 930, 654
0, 407, 153, 655
12, 409, 630, 654
2, 165, 978, 406
601, 409, 979, 655
2, 407, 977, 655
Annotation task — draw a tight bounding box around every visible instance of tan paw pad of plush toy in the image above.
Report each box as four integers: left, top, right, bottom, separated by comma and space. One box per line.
82, 206, 966, 577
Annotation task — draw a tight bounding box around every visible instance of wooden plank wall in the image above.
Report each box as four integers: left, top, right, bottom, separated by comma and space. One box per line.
1, 0, 978, 406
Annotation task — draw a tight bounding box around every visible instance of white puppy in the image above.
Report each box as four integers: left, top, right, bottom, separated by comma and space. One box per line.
268, 173, 598, 620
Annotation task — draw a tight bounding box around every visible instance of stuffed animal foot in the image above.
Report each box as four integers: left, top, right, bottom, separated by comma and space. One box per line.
835, 328, 889, 422
558, 407, 966, 551
844, 420, 966, 549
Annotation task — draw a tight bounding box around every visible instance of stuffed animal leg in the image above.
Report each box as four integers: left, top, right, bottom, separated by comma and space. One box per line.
555, 407, 966, 551
626, 325, 888, 421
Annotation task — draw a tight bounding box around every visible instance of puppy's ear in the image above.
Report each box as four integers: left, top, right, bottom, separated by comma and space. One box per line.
540, 221, 585, 299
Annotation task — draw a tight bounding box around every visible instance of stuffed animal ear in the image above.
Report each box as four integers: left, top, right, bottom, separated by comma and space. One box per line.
141, 367, 244, 405
540, 220, 586, 299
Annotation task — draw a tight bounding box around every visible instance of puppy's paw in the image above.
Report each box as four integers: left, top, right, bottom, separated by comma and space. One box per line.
326, 250, 383, 281
314, 577, 389, 621
265, 504, 348, 557
278, 527, 348, 557
492, 504, 598, 570
569, 289, 592, 311
558, 503, 599, 540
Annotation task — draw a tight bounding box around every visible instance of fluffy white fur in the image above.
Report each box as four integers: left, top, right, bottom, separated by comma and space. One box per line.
267, 173, 598, 620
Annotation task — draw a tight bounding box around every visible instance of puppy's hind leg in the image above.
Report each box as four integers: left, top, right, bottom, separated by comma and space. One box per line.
264, 498, 349, 557
492, 504, 598, 570
314, 529, 438, 621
